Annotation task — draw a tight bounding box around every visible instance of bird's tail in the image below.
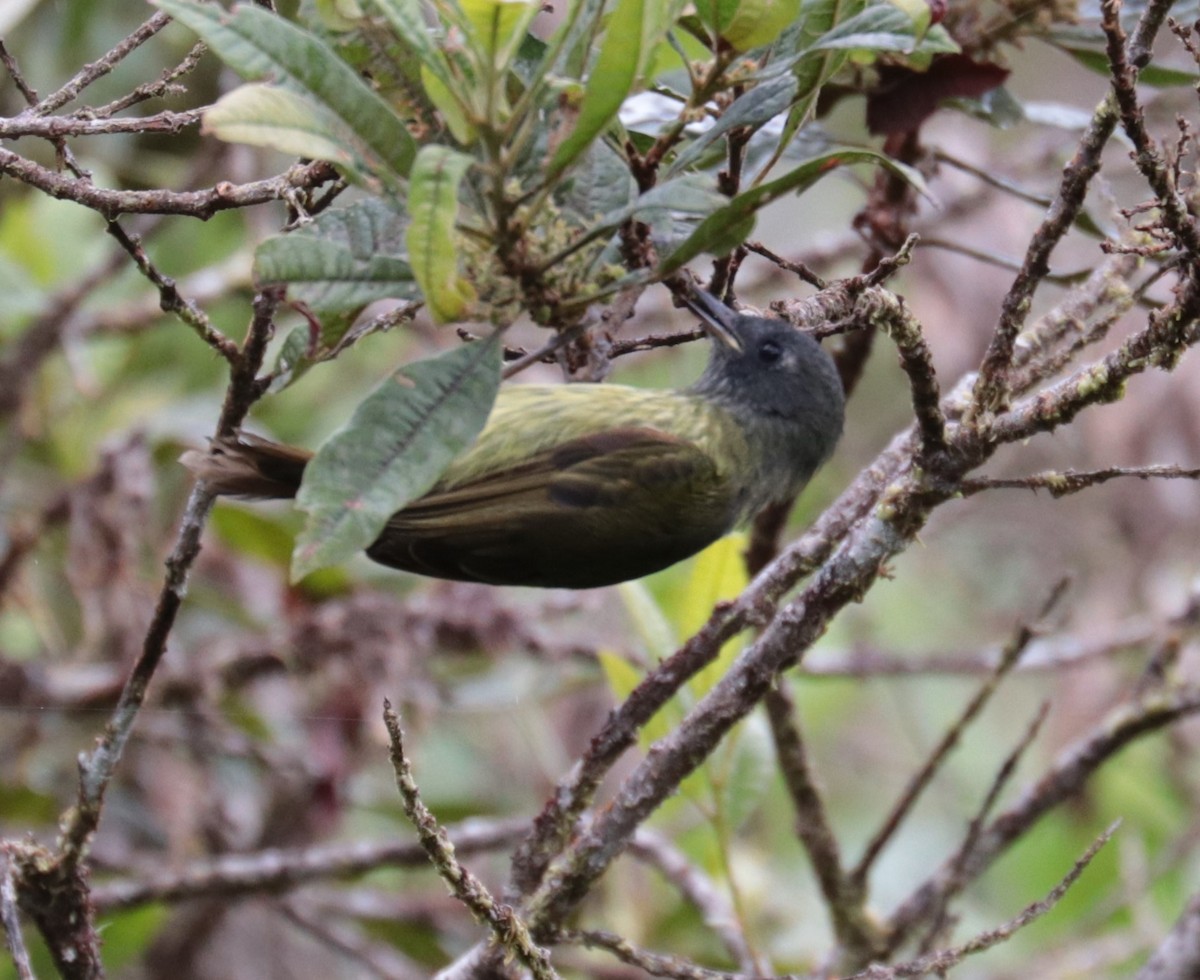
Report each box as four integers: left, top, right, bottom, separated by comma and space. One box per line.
180, 433, 311, 500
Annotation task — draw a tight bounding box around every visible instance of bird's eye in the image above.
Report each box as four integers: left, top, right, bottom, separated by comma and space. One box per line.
758, 339, 782, 364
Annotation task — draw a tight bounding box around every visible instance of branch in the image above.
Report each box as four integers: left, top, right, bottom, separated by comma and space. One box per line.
1136, 892, 1200, 980
12, 288, 284, 978
888, 683, 1200, 941
383, 703, 558, 980
629, 830, 755, 971
960, 465, 1200, 498
764, 684, 882, 960
558, 928, 744, 979
0, 850, 34, 980
25, 11, 174, 116
0, 150, 338, 219
854, 823, 1119, 979
850, 586, 1060, 888
0, 109, 204, 138
91, 818, 528, 912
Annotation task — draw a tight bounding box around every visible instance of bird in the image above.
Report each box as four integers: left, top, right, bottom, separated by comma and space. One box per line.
184, 291, 845, 588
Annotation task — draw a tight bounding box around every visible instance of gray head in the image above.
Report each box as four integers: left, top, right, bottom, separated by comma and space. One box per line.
686, 290, 846, 476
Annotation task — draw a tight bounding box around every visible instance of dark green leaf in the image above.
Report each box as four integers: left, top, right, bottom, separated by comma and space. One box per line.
667, 72, 799, 177
255, 198, 414, 313
292, 335, 502, 578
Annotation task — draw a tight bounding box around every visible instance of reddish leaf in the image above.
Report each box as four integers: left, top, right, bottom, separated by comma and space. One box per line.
866, 54, 1009, 135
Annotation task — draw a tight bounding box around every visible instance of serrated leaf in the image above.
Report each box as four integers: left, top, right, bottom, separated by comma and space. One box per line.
156, 0, 415, 182
255, 198, 415, 313
406, 145, 477, 324
292, 335, 502, 578
660, 147, 928, 272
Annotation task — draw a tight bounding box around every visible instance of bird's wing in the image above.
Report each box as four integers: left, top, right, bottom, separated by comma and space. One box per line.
365, 427, 736, 588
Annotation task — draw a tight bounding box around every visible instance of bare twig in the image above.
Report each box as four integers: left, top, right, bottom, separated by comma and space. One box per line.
1136, 892, 1200, 980
960, 465, 1200, 498
855, 823, 1119, 979
383, 702, 558, 980
0, 150, 338, 219
0, 109, 204, 138
888, 684, 1200, 940
0, 851, 35, 980
276, 898, 426, 980
850, 585, 1062, 888
557, 928, 744, 980
764, 684, 881, 960
92, 818, 528, 912
914, 701, 1052, 956
26, 11, 175, 117
629, 829, 755, 971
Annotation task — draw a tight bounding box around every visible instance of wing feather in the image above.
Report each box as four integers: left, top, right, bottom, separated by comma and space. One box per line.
365, 427, 737, 587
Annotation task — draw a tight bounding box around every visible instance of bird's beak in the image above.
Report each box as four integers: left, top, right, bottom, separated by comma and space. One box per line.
683, 290, 744, 353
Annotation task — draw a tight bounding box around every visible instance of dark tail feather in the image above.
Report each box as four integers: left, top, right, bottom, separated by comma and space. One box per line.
181, 433, 311, 499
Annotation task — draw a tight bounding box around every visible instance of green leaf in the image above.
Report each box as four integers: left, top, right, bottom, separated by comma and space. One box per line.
660, 147, 928, 273
721, 0, 804, 51
461, 0, 539, 67
203, 83, 369, 173
617, 580, 679, 661
680, 534, 749, 697
156, 0, 415, 181
255, 198, 415, 313
667, 72, 799, 177
406, 145, 477, 324
807, 3, 927, 52
421, 63, 478, 144
753, 0, 867, 184
548, 0, 663, 177
292, 335, 502, 578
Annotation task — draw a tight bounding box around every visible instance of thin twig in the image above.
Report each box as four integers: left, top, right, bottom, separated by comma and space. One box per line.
92, 818, 529, 912
557, 928, 744, 980
764, 684, 881, 958
0, 110, 204, 138
850, 585, 1060, 887
0, 149, 337, 219
382, 702, 558, 980
276, 898, 426, 980
855, 823, 1120, 978
629, 829, 755, 971
888, 684, 1200, 940
915, 701, 1052, 955
0, 851, 35, 980
959, 464, 1200, 498
27, 11, 174, 117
